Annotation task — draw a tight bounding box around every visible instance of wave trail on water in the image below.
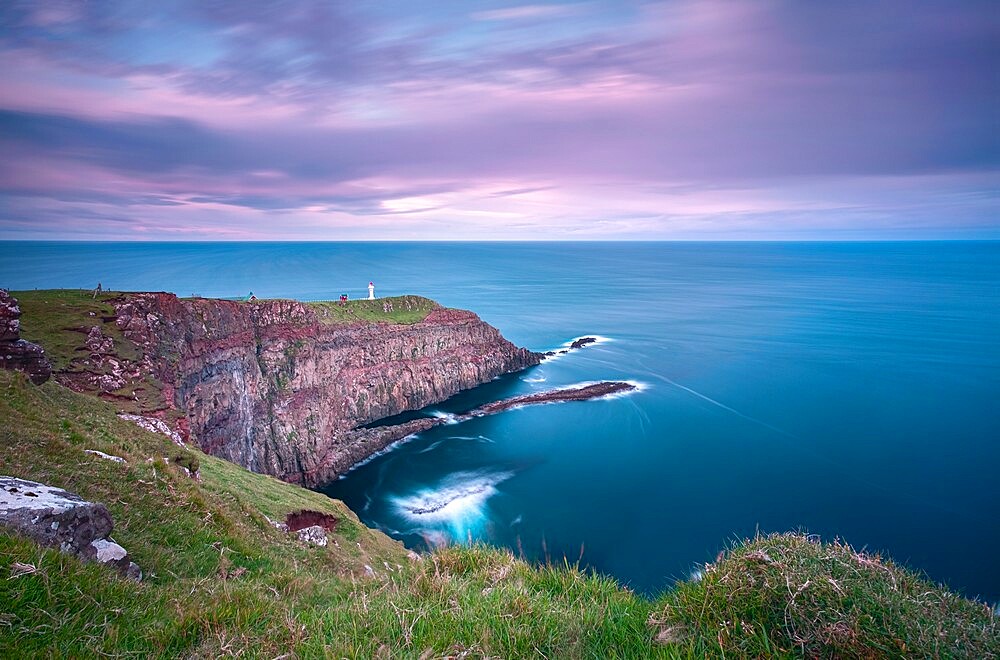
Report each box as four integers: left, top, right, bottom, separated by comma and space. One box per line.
417, 439, 446, 454
654, 374, 796, 439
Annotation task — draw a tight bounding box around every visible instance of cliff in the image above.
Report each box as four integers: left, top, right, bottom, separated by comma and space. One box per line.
14, 290, 539, 486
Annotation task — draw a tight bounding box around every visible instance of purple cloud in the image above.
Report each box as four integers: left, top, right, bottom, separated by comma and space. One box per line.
0, 0, 997, 240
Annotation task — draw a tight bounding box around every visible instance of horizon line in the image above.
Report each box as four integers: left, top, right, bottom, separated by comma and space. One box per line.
2, 238, 998, 245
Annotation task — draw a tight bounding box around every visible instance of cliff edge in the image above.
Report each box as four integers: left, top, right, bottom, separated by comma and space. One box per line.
13, 290, 540, 485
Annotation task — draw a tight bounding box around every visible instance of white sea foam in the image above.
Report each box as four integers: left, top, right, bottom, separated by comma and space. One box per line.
523, 376, 547, 383
338, 432, 423, 476
429, 410, 460, 425
538, 335, 614, 362
446, 434, 495, 444
393, 470, 514, 539
562, 334, 614, 348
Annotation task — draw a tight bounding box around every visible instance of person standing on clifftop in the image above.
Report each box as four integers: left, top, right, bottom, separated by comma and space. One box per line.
368, 281, 375, 300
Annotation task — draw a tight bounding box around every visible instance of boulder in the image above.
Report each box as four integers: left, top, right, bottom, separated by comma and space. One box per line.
296, 525, 328, 547
0, 290, 52, 384
0, 477, 141, 580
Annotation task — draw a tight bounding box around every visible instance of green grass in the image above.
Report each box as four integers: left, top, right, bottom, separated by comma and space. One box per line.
307, 295, 437, 325
2, 371, 996, 657
651, 532, 999, 658
13, 289, 140, 371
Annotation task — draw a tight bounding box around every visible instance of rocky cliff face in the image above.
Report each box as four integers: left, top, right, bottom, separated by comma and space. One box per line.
0, 290, 52, 384
105, 293, 539, 485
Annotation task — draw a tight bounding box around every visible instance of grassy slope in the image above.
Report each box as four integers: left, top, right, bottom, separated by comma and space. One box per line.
0, 371, 662, 658
2, 290, 997, 657
13, 289, 140, 372
3, 374, 996, 658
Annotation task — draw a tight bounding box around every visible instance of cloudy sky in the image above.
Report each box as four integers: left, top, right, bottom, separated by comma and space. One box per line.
0, 1, 997, 240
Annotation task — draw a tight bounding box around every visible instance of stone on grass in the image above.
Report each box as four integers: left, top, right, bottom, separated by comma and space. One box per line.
84, 449, 127, 464
296, 524, 328, 547
0, 476, 141, 580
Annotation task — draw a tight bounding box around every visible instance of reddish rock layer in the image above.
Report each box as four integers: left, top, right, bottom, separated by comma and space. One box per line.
105, 293, 539, 485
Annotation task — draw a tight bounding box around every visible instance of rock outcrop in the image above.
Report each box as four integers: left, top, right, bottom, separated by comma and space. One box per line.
43, 292, 540, 486
346, 381, 638, 454
0, 290, 51, 384
0, 477, 141, 580
460, 381, 636, 418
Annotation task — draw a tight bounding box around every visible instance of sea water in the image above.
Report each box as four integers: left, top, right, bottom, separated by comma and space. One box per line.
2, 241, 998, 600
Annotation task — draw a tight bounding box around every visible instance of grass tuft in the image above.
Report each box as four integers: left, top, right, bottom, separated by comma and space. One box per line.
651, 531, 999, 658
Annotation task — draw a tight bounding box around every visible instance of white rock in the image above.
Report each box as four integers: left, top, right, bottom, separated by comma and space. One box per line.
118, 413, 185, 446
91, 538, 128, 563
84, 449, 126, 464
296, 524, 328, 547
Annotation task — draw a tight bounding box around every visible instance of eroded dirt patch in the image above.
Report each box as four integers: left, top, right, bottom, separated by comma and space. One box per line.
285, 509, 339, 532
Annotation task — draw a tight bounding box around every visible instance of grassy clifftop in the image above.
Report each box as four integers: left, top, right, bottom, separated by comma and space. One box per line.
308, 295, 438, 325
1, 371, 996, 657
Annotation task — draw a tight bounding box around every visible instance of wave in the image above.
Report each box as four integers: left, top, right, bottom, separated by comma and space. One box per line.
337, 432, 425, 477
523, 376, 547, 383
392, 470, 514, 539
429, 410, 460, 425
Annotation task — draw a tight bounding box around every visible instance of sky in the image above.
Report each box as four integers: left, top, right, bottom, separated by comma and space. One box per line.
0, 1, 997, 241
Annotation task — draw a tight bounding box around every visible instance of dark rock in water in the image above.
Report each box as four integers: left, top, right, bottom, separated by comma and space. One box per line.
329, 381, 639, 477
570, 337, 598, 349
460, 381, 636, 419
0, 290, 52, 384
0, 476, 141, 580
305, 417, 440, 485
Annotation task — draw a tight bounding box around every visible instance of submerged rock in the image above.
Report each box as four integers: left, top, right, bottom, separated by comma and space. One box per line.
0, 476, 141, 580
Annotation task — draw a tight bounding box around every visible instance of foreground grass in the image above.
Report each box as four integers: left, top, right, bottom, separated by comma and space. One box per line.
653, 533, 998, 658
1, 370, 996, 657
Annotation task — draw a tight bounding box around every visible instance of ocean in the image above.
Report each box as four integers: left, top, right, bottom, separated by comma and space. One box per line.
2, 241, 998, 601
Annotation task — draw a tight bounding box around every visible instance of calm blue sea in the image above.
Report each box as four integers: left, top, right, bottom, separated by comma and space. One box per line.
2, 241, 998, 601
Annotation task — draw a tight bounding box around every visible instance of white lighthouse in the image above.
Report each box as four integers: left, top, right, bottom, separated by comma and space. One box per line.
368, 281, 375, 300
